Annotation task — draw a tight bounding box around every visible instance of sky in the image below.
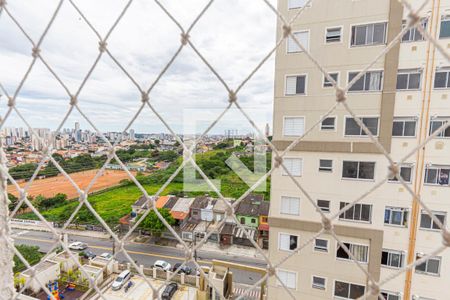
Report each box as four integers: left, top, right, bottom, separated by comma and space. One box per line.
0, 0, 277, 135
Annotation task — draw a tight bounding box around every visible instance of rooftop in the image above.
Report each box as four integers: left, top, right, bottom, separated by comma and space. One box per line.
235, 194, 269, 217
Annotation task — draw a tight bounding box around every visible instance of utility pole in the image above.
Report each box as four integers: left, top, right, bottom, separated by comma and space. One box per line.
0, 134, 15, 298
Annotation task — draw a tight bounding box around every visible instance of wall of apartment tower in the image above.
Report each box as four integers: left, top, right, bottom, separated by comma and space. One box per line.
268, 0, 450, 299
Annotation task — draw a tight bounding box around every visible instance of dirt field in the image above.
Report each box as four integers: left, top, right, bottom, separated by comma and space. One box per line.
8, 169, 135, 199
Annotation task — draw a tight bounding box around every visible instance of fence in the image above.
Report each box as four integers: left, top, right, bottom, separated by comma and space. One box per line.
1, 0, 450, 300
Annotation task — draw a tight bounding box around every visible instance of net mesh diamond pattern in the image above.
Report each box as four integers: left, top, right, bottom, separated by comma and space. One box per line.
0, 0, 449, 299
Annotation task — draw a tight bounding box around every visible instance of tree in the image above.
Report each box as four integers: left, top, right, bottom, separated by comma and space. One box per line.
141, 208, 175, 236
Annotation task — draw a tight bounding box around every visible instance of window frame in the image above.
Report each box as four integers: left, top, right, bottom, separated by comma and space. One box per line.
339, 202, 373, 223
317, 199, 331, 213
282, 157, 303, 177
284, 74, 308, 96
344, 116, 380, 137
381, 249, 405, 269
415, 254, 441, 276
401, 18, 428, 42
429, 117, 450, 138
384, 206, 409, 227
387, 164, 413, 183
283, 116, 306, 137
433, 68, 450, 89
439, 15, 450, 39
314, 238, 329, 253
280, 196, 300, 216
312, 275, 327, 290
347, 70, 384, 92
336, 241, 369, 264
319, 159, 333, 172
342, 160, 376, 181
325, 26, 343, 44
419, 210, 446, 231
287, 0, 310, 10
276, 269, 298, 290
333, 280, 366, 299
320, 116, 337, 131
286, 30, 310, 53
381, 290, 401, 300
392, 117, 417, 137
424, 165, 450, 186
396, 69, 422, 90
278, 232, 299, 252
323, 72, 340, 88
349, 21, 388, 47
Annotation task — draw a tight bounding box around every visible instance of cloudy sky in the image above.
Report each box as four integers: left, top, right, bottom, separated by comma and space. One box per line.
0, 0, 277, 135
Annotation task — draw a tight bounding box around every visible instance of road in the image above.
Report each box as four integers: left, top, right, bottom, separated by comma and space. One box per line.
12, 229, 266, 286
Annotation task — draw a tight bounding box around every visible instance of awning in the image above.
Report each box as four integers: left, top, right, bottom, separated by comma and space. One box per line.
258, 223, 269, 231
233, 226, 256, 240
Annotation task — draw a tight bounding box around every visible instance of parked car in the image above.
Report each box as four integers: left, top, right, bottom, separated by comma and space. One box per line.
68, 242, 88, 250
172, 263, 192, 274
100, 252, 113, 260
153, 260, 171, 271
161, 282, 178, 300
111, 270, 131, 291
81, 250, 96, 259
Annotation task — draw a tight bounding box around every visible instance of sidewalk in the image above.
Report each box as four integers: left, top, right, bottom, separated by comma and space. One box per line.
11, 223, 111, 239
175, 241, 268, 261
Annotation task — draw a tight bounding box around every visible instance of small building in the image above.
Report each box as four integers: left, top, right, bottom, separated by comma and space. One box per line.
220, 223, 235, 246
80, 264, 103, 288
163, 196, 178, 210
131, 195, 156, 215
233, 225, 257, 248
20, 260, 60, 293
50, 251, 79, 273
258, 202, 270, 249
193, 221, 210, 241
190, 196, 213, 222
170, 197, 195, 225
90, 256, 114, 275
212, 198, 232, 223
180, 220, 198, 241
235, 194, 266, 228
207, 222, 223, 244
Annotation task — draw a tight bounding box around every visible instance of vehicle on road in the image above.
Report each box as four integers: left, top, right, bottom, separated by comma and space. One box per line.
172, 263, 192, 274
161, 282, 178, 300
68, 242, 88, 250
153, 260, 171, 271
111, 270, 131, 291
81, 250, 96, 259
100, 252, 113, 260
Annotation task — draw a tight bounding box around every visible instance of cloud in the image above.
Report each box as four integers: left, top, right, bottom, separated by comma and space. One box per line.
0, 0, 277, 135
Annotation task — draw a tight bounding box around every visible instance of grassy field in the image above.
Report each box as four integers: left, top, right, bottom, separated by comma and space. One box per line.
17, 148, 270, 225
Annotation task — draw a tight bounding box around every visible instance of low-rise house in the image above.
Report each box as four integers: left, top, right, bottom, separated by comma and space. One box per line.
212, 198, 232, 223
190, 196, 213, 222
20, 260, 60, 294
258, 204, 270, 249
131, 195, 155, 215
170, 197, 195, 225
181, 220, 197, 241
219, 223, 235, 246
90, 256, 114, 275
235, 194, 265, 228
80, 264, 103, 288
163, 196, 178, 210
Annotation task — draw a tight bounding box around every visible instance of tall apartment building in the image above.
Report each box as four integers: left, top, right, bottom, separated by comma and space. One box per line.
268, 0, 450, 299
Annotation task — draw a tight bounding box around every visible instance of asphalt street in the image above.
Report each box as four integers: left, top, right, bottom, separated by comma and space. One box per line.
12, 229, 266, 286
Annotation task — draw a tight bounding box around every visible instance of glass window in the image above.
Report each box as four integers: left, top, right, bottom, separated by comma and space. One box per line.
284, 116, 305, 136
288, 0, 308, 9
348, 71, 383, 91
434, 69, 450, 88
420, 211, 446, 230
314, 238, 328, 252
317, 199, 330, 212
277, 270, 297, 289
334, 281, 366, 299
402, 18, 428, 42
280, 196, 300, 215
319, 159, 333, 172
415, 255, 441, 275
381, 291, 401, 300
342, 161, 376, 180
326, 27, 342, 43
345, 117, 379, 136
312, 276, 326, 289
351, 22, 387, 46
384, 207, 409, 226
424, 166, 450, 185
381, 249, 405, 268
285, 75, 306, 95
279, 233, 298, 251
287, 31, 309, 53
439, 15, 450, 38
397, 69, 422, 90
392, 118, 417, 137
321, 117, 336, 130
323, 72, 339, 87
282, 158, 303, 176
388, 165, 413, 183
429, 119, 450, 137
339, 202, 372, 222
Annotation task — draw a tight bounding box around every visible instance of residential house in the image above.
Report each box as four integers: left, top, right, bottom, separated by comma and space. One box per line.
258, 202, 270, 249
190, 196, 213, 222
235, 194, 265, 228
170, 197, 195, 225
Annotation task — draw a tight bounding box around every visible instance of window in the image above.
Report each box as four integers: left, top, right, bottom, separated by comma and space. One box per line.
281, 196, 300, 215
415, 255, 441, 275
287, 31, 309, 53
384, 207, 409, 226
434, 68, 450, 88
321, 117, 336, 131
279, 233, 298, 251
439, 15, 450, 38
326, 27, 342, 43
312, 276, 326, 290
288, 0, 307, 9
277, 270, 297, 289
381, 291, 401, 300
424, 166, 450, 185
381, 249, 405, 268
319, 159, 333, 172
323, 72, 339, 87
429, 118, 450, 137
334, 280, 365, 299
339, 202, 372, 222
285, 75, 306, 95
348, 71, 383, 91
282, 158, 303, 176
336, 242, 369, 263
419, 211, 446, 230
397, 69, 422, 90
342, 161, 376, 180
392, 118, 417, 137
388, 165, 413, 183
261, 216, 268, 223
345, 117, 379, 136
240, 217, 245, 224
351, 22, 387, 46
251, 218, 256, 224
314, 238, 328, 252
283, 116, 305, 136
402, 18, 428, 42
317, 200, 330, 212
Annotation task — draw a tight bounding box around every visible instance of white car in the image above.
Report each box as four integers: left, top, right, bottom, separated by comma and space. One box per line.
100, 252, 113, 260
111, 270, 131, 291
68, 242, 88, 250
153, 260, 171, 271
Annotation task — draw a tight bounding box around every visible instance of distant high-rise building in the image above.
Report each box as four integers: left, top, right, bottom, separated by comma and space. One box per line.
265, 123, 270, 137
130, 129, 135, 141
268, 1, 450, 300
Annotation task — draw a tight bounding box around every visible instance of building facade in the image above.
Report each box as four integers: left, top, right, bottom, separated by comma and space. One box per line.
268, 0, 450, 299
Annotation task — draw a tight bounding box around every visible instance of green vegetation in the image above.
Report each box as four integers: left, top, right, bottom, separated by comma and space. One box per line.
13, 245, 44, 273
141, 208, 175, 235
17, 148, 270, 225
